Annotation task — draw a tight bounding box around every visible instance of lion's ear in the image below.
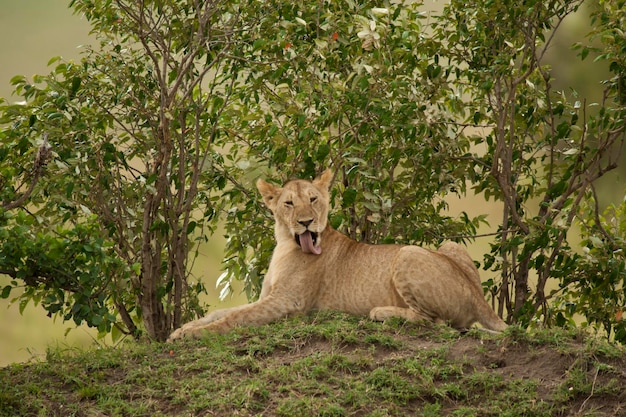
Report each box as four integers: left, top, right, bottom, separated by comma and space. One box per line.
257, 178, 282, 210
313, 169, 334, 191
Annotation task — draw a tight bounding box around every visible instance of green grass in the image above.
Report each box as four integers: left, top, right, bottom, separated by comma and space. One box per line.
1, 311, 625, 417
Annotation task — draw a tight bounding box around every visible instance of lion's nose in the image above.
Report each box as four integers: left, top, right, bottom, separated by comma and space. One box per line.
298, 219, 313, 228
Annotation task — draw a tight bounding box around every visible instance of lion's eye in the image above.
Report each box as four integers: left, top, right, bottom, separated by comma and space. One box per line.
310, 196, 317, 203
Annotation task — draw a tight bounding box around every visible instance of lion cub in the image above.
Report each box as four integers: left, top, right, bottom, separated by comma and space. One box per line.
168, 170, 507, 340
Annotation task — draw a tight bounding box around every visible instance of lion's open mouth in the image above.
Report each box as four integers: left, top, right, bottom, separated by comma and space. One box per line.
295, 230, 321, 255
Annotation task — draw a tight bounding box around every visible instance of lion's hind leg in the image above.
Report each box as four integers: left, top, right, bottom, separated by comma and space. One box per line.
369, 306, 433, 323
380, 246, 449, 326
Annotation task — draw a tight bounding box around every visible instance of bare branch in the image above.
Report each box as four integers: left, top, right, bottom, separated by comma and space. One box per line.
2, 135, 52, 211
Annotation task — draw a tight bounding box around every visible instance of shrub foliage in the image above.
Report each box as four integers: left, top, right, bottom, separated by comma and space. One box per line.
0, 0, 624, 342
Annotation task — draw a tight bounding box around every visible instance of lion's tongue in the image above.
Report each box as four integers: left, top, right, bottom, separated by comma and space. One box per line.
299, 231, 321, 255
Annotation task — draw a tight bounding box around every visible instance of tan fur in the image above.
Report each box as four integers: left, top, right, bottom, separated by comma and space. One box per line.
168, 170, 506, 340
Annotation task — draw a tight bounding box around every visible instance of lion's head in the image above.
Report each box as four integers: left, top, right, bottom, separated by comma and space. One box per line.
257, 169, 334, 255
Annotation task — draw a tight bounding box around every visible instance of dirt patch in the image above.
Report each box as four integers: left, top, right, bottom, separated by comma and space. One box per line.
448, 337, 572, 381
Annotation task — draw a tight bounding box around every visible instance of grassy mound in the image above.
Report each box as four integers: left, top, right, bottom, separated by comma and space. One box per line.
1, 311, 625, 416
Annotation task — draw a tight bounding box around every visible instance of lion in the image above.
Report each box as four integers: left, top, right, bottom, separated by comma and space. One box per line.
167, 169, 507, 340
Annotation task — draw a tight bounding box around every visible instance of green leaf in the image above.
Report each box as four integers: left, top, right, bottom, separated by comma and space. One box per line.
111, 323, 123, 343
1, 285, 11, 299
47, 56, 62, 66
70, 76, 82, 96
315, 143, 330, 161
47, 112, 64, 121
580, 46, 589, 61
9, 75, 26, 86
342, 188, 357, 206
186, 221, 197, 235
66, 182, 75, 198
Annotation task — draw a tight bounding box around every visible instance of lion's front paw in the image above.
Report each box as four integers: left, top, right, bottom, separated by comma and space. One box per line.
167, 327, 185, 342
167, 323, 205, 342
168, 325, 196, 341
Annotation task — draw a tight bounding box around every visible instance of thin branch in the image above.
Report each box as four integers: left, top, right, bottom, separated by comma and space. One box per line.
590, 183, 617, 244
442, 228, 522, 241
2, 135, 52, 211
578, 367, 600, 415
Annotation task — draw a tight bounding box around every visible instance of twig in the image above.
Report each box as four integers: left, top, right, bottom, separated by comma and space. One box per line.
590, 183, 616, 244
442, 228, 522, 241
578, 366, 599, 415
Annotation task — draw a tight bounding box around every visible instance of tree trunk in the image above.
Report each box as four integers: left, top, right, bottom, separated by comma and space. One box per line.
513, 256, 531, 315
139, 123, 174, 341
140, 226, 170, 341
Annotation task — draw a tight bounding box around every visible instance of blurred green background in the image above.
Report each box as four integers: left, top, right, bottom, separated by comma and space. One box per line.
1, 1, 624, 366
